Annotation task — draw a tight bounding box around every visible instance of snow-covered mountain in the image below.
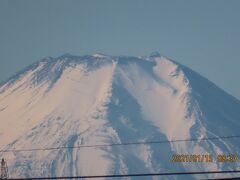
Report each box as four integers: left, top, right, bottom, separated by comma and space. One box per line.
0, 53, 240, 179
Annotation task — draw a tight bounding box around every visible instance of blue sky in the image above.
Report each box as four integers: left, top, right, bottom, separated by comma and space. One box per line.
0, 0, 240, 99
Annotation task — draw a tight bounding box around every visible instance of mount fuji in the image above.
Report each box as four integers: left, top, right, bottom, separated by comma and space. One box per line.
0, 53, 240, 179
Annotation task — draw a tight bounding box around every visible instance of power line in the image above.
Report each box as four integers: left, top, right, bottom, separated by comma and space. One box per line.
0, 135, 240, 153
6, 170, 240, 180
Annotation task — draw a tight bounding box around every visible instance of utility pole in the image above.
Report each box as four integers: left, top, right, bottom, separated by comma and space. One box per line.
1, 158, 8, 179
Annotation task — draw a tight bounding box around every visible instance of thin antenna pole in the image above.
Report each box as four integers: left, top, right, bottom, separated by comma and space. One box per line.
1, 158, 9, 179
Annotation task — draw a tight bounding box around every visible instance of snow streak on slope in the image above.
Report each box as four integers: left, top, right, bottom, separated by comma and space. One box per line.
115, 56, 193, 140
0, 54, 240, 179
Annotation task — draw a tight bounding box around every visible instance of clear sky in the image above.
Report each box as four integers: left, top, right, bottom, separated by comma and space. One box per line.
0, 0, 240, 99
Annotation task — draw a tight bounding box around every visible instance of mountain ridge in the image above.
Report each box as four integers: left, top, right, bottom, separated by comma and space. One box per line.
2, 53, 239, 102
0, 53, 240, 179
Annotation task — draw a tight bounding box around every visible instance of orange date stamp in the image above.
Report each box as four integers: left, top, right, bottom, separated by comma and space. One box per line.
172, 154, 213, 163
172, 154, 239, 163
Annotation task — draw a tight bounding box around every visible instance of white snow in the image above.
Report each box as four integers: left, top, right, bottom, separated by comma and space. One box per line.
0, 54, 240, 179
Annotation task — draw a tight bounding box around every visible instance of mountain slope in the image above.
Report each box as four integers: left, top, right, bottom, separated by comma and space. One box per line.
0, 53, 240, 179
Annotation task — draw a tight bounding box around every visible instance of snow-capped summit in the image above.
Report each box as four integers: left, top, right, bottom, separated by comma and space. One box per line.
92, 53, 108, 58
149, 51, 161, 57
0, 54, 240, 179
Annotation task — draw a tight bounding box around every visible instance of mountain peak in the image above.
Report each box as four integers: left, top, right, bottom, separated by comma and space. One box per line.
92, 53, 108, 58
149, 51, 161, 57
56, 53, 83, 60
1, 52, 240, 179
